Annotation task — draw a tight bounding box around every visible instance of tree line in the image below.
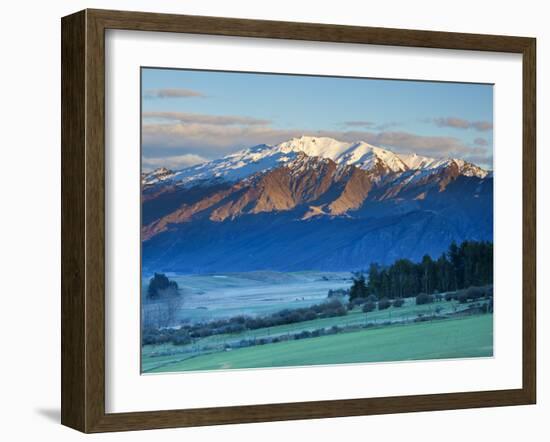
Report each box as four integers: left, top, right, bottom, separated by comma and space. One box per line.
350, 240, 493, 300
147, 272, 180, 299
142, 299, 347, 346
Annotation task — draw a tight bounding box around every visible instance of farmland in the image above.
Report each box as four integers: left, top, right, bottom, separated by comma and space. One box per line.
142, 271, 352, 323
141, 272, 493, 374
145, 314, 493, 373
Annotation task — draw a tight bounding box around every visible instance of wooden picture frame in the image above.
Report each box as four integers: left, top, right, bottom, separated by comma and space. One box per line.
61, 8, 536, 433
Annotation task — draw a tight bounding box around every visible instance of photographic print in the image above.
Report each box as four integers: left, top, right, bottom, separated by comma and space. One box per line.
140, 68, 494, 374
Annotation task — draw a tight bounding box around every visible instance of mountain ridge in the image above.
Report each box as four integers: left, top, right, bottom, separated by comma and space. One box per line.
141, 136, 493, 273
142, 136, 489, 188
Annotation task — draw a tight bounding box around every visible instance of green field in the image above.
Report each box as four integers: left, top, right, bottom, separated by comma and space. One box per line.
146, 314, 493, 373
141, 298, 467, 371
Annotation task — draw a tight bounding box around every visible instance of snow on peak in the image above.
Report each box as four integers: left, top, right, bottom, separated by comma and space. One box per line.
398, 154, 488, 179
276, 136, 408, 173
142, 167, 176, 186
277, 136, 353, 159
147, 136, 489, 187
166, 144, 296, 186
450, 159, 489, 178
344, 143, 409, 173
398, 153, 440, 170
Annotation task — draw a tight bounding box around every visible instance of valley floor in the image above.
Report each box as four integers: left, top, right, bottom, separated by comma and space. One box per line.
143, 313, 493, 373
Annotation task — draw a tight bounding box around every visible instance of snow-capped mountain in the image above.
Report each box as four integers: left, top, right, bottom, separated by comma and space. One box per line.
141, 167, 175, 185
142, 136, 488, 189
277, 136, 409, 173
397, 153, 488, 178
141, 136, 493, 273
398, 153, 446, 170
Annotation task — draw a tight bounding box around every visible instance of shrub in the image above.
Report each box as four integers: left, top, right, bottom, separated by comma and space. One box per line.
172, 334, 192, 346
325, 299, 346, 310
444, 292, 455, 302
320, 301, 348, 318
392, 298, 405, 308
362, 302, 376, 313
294, 330, 312, 340
226, 323, 246, 334
147, 273, 179, 299
416, 293, 434, 305
142, 330, 172, 346
348, 297, 366, 310
192, 327, 213, 338
367, 294, 378, 303
378, 298, 392, 310
287, 311, 304, 324
465, 286, 485, 301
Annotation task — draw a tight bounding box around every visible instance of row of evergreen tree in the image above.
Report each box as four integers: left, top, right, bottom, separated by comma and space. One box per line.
350, 240, 493, 300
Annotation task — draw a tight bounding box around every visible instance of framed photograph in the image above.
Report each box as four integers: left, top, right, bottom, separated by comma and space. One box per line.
61, 9, 536, 433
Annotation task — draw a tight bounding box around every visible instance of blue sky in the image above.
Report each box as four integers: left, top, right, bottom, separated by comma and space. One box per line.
142, 67, 493, 170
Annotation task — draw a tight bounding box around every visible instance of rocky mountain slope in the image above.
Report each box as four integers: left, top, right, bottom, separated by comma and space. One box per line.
141, 136, 493, 273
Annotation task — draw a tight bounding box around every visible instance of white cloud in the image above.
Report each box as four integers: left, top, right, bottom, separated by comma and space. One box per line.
343, 120, 401, 130
343, 120, 376, 128
143, 111, 271, 126
144, 88, 205, 99
142, 111, 493, 167
142, 153, 208, 171
474, 137, 489, 147
432, 117, 493, 132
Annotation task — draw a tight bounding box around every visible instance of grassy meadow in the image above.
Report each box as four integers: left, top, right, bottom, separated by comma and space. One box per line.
145, 315, 492, 373
141, 272, 493, 374
142, 271, 352, 323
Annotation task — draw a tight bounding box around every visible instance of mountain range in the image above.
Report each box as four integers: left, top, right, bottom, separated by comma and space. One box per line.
142, 136, 493, 273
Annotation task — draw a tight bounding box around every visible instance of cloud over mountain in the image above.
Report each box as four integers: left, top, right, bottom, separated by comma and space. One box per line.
432, 117, 493, 132
144, 88, 206, 99
143, 114, 492, 168
142, 153, 208, 170
143, 111, 271, 126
